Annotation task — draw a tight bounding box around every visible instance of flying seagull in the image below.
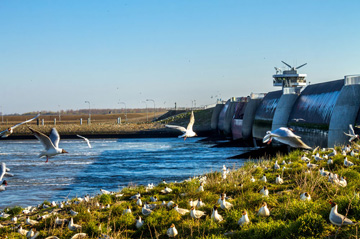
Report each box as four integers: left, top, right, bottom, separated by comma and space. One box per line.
344, 124, 359, 142
166, 111, 197, 140
28, 127, 68, 163
0, 113, 40, 138
263, 127, 311, 149
76, 135, 92, 148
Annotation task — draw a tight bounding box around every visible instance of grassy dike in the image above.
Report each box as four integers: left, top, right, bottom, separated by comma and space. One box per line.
1, 146, 360, 238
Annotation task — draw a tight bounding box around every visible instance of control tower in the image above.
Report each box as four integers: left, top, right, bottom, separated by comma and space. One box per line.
271, 61, 307, 130
273, 61, 307, 94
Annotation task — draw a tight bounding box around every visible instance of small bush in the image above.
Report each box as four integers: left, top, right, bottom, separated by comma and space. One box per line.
287, 212, 330, 238
99, 194, 112, 205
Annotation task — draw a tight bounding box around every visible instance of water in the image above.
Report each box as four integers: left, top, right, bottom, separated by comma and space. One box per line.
0, 138, 247, 209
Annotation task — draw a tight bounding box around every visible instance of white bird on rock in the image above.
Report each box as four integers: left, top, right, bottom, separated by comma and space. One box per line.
263, 127, 311, 149
0, 113, 40, 138
28, 127, 68, 163
166, 111, 197, 140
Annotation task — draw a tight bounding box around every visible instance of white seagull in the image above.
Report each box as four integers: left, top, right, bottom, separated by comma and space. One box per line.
344, 124, 359, 142
0, 113, 40, 138
300, 192, 311, 201
211, 205, 223, 222
329, 201, 355, 226
238, 210, 250, 226
0, 163, 9, 191
76, 134, 92, 148
263, 127, 311, 149
28, 127, 68, 163
258, 202, 270, 217
166, 111, 197, 140
167, 224, 178, 237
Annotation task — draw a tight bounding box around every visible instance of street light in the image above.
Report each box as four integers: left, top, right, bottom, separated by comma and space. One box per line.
118, 101, 127, 122
146, 99, 155, 120
85, 101, 91, 120
141, 101, 148, 122
58, 105, 61, 122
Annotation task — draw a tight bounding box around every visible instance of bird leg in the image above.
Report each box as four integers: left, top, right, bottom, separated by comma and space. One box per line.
184, 137, 187, 141
45, 156, 49, 163
267, 138, 272, 145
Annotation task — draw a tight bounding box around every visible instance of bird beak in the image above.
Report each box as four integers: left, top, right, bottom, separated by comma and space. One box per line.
62, 149, 68, 153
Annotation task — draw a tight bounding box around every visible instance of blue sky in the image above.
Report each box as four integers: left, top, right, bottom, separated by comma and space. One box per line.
0, 0, 359, 114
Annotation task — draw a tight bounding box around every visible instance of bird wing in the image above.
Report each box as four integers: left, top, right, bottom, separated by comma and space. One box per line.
0, 163, 6, 181
275, 137, 312, 149
28, 127, 56, 150
49, 128, 60, 148
165, 125, 187, 133
344, 132, 353, 137
186, 111, 195, 131
349, 124, 355, 136
11, 113, 40, 130
76, 135, 92, 148
0, 129, 9, 137
330, 212, 353, 226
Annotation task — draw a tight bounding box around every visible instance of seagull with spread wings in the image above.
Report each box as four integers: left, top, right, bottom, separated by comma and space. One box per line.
0, 113, 40, 138
166, 111, 197, 140
28, 127, 68, 163
76, 135, 92, 148
263, 127, 311, 149
344, 124, 359, 142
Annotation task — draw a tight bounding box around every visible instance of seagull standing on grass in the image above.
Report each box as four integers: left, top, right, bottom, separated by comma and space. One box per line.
211, 206, 223, 222
238, 210, 250, 226
76, 135, 92, 148
166, 111, 197, 140
167, 224, 178, 237
0, 113, 40, 138
190, 206, 206, 219
258, 202, 270, 217
329, 201, 356, 226
28, 127, 68, 163
300, 192, 311, 201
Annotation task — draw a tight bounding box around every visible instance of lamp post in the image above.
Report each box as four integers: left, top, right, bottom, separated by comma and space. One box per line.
58, 105, 61, 122
85, 101, 91, 121
118, 101, 127, 122
146, 99, 155, 120
141, 101, 148, 122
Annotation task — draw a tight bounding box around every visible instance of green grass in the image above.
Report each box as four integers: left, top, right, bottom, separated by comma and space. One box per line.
2, 146, 360, 238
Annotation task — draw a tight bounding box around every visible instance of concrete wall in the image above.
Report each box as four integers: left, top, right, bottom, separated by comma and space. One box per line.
271, 93, 299, 130
223, 102, 237, 135
252, 90, 282, 139
211, 104, 225, 130
328, 83, 360, 146
242, 98, 262, 140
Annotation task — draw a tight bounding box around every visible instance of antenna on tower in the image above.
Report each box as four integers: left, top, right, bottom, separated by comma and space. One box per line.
281, 61, 307, 70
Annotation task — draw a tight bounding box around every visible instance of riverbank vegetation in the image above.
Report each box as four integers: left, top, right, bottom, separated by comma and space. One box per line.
1, 146, 360, 238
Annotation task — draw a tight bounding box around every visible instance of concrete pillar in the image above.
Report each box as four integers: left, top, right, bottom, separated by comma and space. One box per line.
242, 98, 262, 140
80, 118, 83, 125
211, 104, 224, 130
117, 117, 121, 125
328, 76, 360, 147
271, 90, 299, 130
87, 118, 91, 125
41, 119, 44, 126
54, 118, 56, 125
223, 102, 237, 135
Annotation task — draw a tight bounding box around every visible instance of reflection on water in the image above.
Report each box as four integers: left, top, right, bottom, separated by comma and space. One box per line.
0, 138, 245, 209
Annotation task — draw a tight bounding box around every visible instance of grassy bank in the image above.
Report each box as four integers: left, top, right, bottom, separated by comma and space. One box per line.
0, 109, 214, 138
1, 145, 360, 238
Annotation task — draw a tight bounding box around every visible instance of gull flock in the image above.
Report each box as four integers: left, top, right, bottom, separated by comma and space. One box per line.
1, 114, 360, 238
